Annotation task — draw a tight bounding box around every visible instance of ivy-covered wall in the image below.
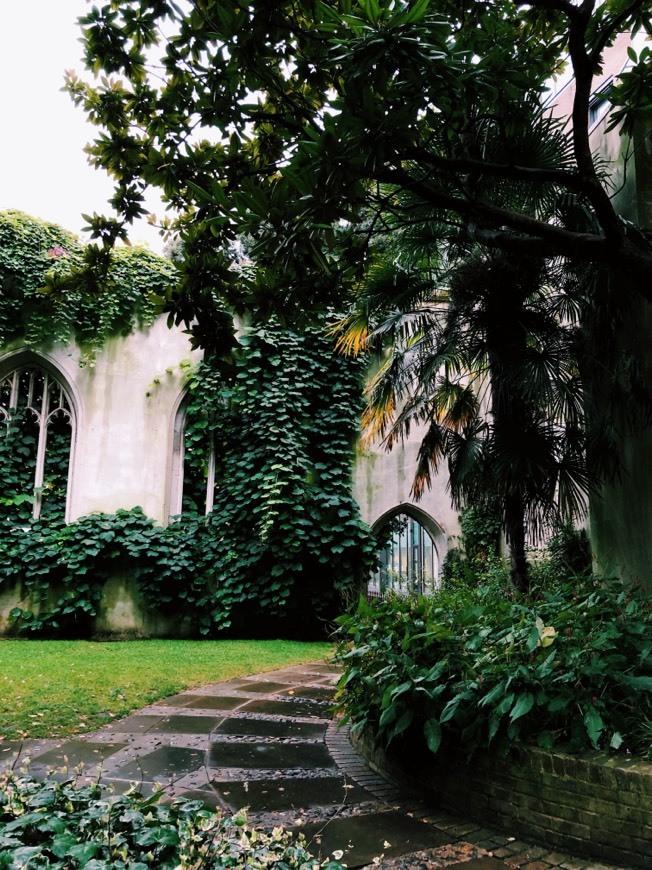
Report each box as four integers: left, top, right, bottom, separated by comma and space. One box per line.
0, 322, 375, 638
0, 211, 377, 638
177, 320, 377, 636
0, 210, 195, 525
0, 209, 176, 358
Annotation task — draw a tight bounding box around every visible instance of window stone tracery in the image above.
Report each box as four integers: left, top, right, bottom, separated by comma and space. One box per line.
0, 365, 73, 521
370, 509, 441, 597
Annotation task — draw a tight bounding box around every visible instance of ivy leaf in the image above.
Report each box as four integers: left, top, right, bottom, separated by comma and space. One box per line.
610, 731, 623, 750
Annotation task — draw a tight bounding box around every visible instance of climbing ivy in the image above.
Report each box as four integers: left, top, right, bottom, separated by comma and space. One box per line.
0, 317, 376, 638
441, 503, 504, 588
0, 210, 176, 355
0, 509, 213, 636
170, 316, 378, 636
0, 369, 73, 524
0, 211, 375, 636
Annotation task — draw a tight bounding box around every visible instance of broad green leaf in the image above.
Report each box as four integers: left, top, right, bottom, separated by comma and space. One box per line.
583, 707, 604, 749
509, 692, 534, 722
423, 718, 442, 754
610, 731, 623, 750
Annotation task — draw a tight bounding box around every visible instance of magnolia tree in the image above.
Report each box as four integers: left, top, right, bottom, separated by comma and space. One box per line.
66, 0, 652, 586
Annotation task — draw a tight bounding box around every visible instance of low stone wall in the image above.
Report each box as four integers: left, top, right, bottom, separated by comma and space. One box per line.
0, 575, 188, 638
352, 729, 652, 868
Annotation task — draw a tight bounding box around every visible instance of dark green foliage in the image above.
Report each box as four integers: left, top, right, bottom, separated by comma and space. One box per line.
0, 212, 374, 636
0, 770, 343, 869
1, 509, 169, 636
458, 504, 502, 568
0, 319, 375, 639
441, 504, 503, 589
0, 405, 42, 524
68, 1, 652, 324
335, 575, 652, 760
177, 318, 377, 637
0, 509, 235, 637
0, 210, 175, 354
0, 369, 72, 525
547, 525, 592, 576
529, 525, 593, 589
346, 246, 597, 593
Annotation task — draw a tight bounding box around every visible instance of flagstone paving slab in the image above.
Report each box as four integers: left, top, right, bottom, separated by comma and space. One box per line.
152, 693, 202, 706
282, 685, 337, 702
207, 739, 336, 770
147, 715, 223, 734
26, 740, 127, 777
0, 739, 57, 764
299, 811, 453, 868
363, 844, 507, 869
183, 695, 247, 710
237, 680, 298, 693
109, 715, 165, 733
212, 775, 374, 812
215, 716, 327, 739
0, 661, 626, 869
109, 745, 205, 782
241, 698, 332, 718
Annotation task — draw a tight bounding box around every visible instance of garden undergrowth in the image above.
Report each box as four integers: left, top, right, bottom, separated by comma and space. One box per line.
335, 573, 652, 760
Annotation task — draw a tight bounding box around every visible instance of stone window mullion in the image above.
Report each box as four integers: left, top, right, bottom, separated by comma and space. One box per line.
0, 364, 73, 522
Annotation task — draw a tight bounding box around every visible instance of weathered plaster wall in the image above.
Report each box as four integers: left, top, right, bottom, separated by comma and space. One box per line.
0, 316, 202, 525
68, 318, 202, 523
353, 431, 460, 561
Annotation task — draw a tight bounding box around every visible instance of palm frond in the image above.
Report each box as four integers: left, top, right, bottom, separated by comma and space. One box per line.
411, 418, 451, 500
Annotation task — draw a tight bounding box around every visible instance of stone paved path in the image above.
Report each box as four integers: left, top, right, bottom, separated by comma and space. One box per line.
1, 661, 624, 870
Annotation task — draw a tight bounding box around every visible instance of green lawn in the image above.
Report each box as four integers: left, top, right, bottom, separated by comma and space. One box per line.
0, 639, 332, 740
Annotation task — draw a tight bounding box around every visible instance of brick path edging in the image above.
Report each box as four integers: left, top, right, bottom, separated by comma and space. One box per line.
350, 729, 652, 868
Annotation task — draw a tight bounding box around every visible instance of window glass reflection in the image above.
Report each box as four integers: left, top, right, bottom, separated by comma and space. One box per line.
369, 513, 439, 597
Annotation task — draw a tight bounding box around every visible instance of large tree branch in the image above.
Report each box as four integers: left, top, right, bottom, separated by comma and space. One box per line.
562, 1, 626, 243
374, 165, 652, 287
516, 0, 623, 242
397, 147, 588, 193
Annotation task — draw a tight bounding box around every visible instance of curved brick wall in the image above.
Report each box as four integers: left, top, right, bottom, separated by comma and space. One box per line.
352, 730, 652, 868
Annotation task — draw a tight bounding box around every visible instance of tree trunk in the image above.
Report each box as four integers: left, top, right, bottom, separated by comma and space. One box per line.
505, 494, 530, 593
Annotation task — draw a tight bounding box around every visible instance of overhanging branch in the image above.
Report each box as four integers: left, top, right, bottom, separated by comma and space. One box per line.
374, 166, 652, 289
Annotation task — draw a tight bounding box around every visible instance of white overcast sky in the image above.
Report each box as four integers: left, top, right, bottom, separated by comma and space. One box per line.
0, 0, 163, 251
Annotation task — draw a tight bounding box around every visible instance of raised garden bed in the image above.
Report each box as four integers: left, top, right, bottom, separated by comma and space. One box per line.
352, 728, 652, 868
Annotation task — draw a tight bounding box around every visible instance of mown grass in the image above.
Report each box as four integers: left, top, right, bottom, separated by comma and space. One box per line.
0, 639, 332, 740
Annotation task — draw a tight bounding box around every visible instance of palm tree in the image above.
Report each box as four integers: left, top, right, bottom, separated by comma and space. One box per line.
338, 247, 589, 592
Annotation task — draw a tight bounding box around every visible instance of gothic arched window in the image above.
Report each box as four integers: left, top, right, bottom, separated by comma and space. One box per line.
0, 365, 73, 522
169, 395, 217, 519
370, 512, 439, 597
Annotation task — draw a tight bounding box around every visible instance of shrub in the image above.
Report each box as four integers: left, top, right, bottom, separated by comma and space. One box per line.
440, 503, 506, 590
334, 574, 652, 760
0, 769, 344, 869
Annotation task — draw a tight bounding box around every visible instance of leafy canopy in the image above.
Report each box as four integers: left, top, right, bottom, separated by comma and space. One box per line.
67, 0, 652, 333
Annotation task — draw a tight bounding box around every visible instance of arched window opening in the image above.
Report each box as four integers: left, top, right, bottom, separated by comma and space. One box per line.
370, 513, 439, 597
169, 395, 218, 520
0, 366, 73, 522
181, 428, 216, 516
